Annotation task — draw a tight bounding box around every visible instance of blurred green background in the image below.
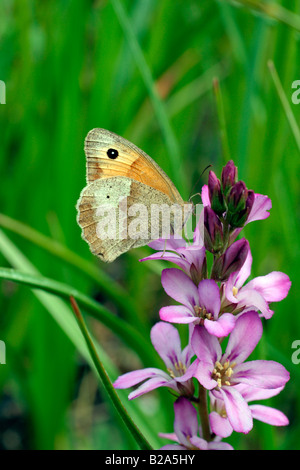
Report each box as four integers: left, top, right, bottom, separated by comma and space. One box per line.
0, 0, 299, 450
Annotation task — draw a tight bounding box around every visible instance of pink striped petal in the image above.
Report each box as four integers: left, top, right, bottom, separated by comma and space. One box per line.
204, 313, 236, 338
233, 360, 290, 389
192, 325, 222, 365
223, 311, 262, 364
209, 411, 233, 438
173, 398, 199, 446
161, 268, 198, 309
114, 368, 168, 389
246, 271, 291, 302
150, 322, 182, 368
219, 386, 253, 433
128, 376, 176, 399
198, 279, 221, 319
159, 305, 197, 324
247, 193, 272, 223
249, 404, 289, 426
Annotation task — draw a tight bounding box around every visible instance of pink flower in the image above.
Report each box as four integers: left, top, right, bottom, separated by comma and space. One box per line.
159, 397, 233, 450
209, 385, 289, 438
140, 236, 207, 285
223, 248, 291, 319
191, 311, 290, 433
160, 268, 235, 337
113, 322, 196, 399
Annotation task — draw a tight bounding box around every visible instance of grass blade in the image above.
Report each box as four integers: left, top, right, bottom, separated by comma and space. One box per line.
70, 297, 152, 450
0, 213, 144, 327
268, 60, 300, 152
226, 0, 300, 32
0, 266, 158, 367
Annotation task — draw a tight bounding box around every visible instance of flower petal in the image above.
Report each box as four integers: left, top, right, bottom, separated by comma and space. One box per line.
246, 271, 291, 302
201, 184, 210, 206
207, 441, 234, 451
219, 386, 253, 433
160, 444, 187, 450
189, 436, 208, 450
148, 237, 186, 251
128, 376, 176, 400
233, 360, 290, 389
237, 287, 273, 319
198, 279, 221, 319
159, 305, 198, 324
161, 268, 198, 309
173, 398, 199, 447
177, 246, 206, 273
191, 325, 222, 365
204, 313, 235, 338
235, 249, 253, 288
247, 193, 272, 223
113, 368, 168, 389
249, 404, 289, 426
158, 432, 178, 442
238, 385, 284, 402
140, 251, 190, 271
209, 411, 233, 438
194, 361, 217, 390
223, 311, 262, 364
150, 322, 182, 369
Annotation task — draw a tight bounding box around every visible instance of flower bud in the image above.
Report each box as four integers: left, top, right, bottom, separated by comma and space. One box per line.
228, 190, 255, 228
208, 171, 226, 215
227, 181, 248, 215
190, 256, 207, 285
211, 238, 249, 281
221, 160, 238, 197
204, 206, 223, 254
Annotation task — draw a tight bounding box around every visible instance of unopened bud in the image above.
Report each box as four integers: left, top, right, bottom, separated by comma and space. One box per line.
211, 238, 249, 281
227, 181, 248, 215
228, 190, 255, 228
208, 171, 226, 216
204, 206, 223, 254
221, 160, 238, 197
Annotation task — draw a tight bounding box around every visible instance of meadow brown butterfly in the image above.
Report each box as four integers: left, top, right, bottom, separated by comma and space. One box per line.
76, 129, 191, 262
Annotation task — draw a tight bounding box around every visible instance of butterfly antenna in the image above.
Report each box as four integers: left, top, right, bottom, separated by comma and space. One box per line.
160, 239, 168, 258
188, 164, 213, 202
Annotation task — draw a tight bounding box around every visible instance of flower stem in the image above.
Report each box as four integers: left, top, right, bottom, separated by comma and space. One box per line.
197, 385, 211, 441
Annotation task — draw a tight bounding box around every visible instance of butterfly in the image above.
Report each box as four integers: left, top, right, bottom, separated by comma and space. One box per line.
76, 129, 191, 262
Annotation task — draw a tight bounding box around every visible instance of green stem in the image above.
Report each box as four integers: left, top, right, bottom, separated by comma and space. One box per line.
70, 297, 153, 451
197, 385, 211, 442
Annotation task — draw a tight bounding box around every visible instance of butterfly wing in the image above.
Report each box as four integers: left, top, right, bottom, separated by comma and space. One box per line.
84, 128, 184, 205
76, 177, 183, 262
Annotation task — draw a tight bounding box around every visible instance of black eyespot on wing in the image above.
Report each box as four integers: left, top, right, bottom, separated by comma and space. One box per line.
107, 148, 119, 159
